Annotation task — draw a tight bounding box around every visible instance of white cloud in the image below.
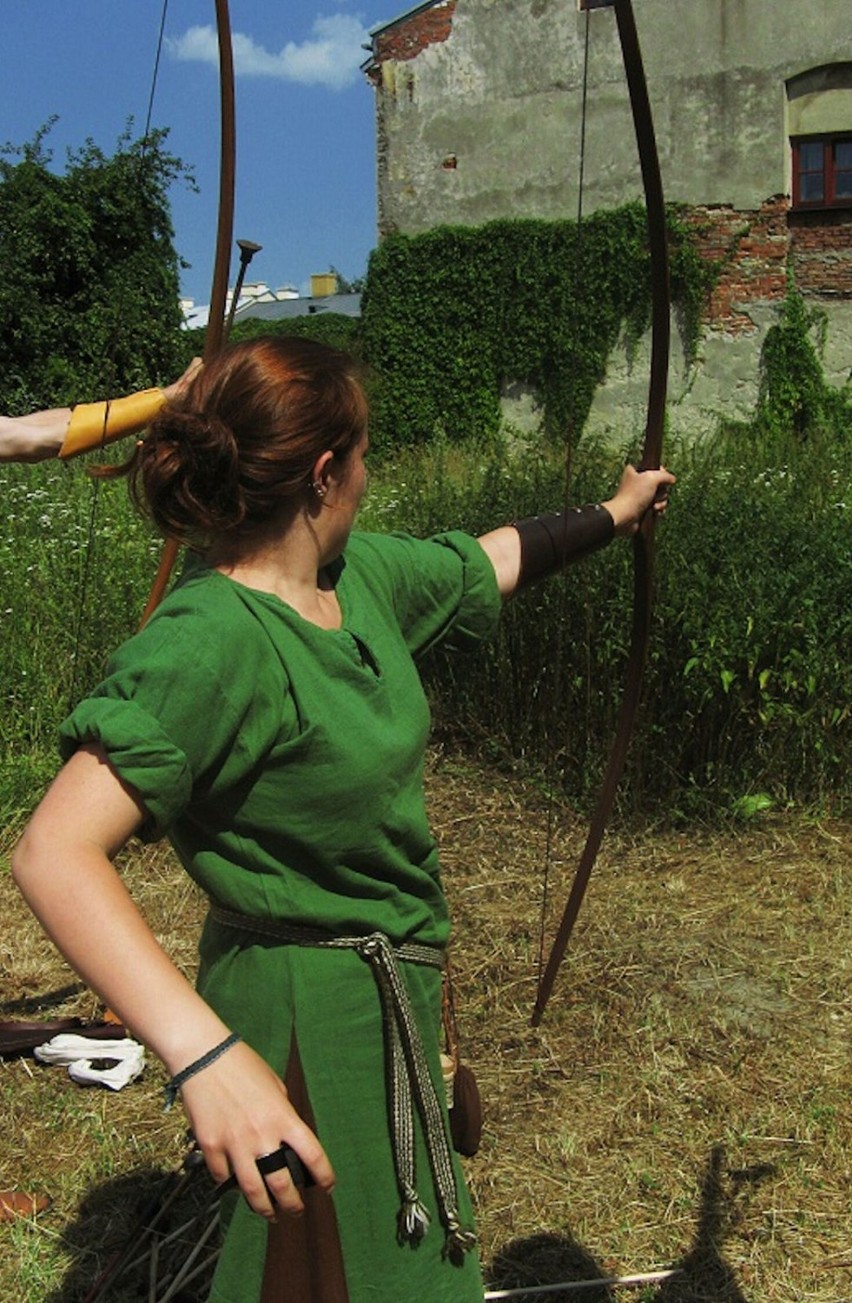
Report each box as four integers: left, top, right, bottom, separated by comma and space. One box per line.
168, 14, 371, 92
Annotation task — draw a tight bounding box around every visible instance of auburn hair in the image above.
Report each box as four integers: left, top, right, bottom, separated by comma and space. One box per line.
132, 335, 367, 545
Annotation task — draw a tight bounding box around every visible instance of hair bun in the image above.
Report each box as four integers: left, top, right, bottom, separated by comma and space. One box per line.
137, 407, 246, 541
130, 335, 367, 547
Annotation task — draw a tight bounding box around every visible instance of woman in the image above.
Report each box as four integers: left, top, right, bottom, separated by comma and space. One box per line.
12, 336, 673, 1301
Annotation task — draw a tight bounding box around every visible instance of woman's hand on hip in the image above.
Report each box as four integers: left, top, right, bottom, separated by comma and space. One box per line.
180, 1038, 335, 1220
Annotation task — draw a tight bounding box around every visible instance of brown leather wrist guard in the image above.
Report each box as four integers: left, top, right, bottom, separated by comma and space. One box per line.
59, 388, 166, 460
514, 504, 614, 590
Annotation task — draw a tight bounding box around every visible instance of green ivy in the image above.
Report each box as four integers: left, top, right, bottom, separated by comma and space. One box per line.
756, 281, 852, 438
361, 207, 717, 452
666, 204, 718, 365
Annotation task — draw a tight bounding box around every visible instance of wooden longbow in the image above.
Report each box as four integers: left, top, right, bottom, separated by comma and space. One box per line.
531, 0, 671, 1027
138, 0, 237, 627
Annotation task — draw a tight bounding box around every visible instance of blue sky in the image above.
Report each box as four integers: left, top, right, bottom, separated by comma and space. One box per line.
3, 1, 391, 304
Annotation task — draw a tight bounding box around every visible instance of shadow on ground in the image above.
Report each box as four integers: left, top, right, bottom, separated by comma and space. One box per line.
48, 1158, 218, 1303
486, 1146, 775, 1302
47, 1142, 776, 1301
0, 984, 85, 1017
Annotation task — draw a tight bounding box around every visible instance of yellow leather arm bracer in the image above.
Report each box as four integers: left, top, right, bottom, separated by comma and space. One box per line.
59, 388, 166, 460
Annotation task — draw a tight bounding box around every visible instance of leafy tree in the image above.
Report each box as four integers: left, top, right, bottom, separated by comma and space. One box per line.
328, 264, 366, 294
0, 121, 191, 413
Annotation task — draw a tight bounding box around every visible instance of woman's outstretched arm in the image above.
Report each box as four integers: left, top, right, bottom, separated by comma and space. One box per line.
478, 463, 676, 597
0, 359, 201, 464
0, 408, 71, 463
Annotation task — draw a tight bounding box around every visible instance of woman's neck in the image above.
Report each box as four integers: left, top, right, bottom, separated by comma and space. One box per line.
206, 516, 343, 630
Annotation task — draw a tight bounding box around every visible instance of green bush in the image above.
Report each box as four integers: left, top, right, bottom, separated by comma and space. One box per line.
0, 125, 188, 413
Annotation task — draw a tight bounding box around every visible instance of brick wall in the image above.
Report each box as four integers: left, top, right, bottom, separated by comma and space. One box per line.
684, 198, 789, 334
789, 209, 852, 299
367, 0, 456, 81
684, 197, 852, 333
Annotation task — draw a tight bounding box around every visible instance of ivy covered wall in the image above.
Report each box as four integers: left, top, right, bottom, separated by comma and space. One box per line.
361, 205, 713, 451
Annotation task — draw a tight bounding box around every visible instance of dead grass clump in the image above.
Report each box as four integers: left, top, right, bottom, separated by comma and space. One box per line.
428, 750, 850, 1302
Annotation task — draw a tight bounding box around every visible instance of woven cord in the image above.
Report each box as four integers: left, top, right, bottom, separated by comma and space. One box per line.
366, 938, 431, 1244
355, 933, 476, 1260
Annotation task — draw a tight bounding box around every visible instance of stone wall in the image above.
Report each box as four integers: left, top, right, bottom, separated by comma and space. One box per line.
365, 0, 852, 231
365, 0, 852, 437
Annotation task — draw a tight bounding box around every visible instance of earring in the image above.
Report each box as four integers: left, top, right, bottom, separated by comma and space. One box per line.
312, 480, 327, 500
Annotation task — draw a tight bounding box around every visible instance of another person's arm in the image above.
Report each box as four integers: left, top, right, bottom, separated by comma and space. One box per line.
0, 408, 72, 463
0, 359, 201, 464
11, 743, 333, 1219
478, 464, 675, 598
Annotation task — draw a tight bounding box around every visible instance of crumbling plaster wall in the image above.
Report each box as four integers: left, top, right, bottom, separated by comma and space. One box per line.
368, 0, 852, 438
371, 0, 852, 232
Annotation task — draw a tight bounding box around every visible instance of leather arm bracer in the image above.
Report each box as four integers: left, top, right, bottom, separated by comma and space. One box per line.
59, 388, 166, 460
513, 504, 614, 590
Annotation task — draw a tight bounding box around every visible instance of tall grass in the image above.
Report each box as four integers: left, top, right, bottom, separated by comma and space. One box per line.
1, 420, 849, 831
0, 456, 158, 833
363, 421, 851, 821
647, 422, 851, 816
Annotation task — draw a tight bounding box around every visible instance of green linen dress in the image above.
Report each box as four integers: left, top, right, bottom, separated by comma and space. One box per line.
60, 530, 501, 1303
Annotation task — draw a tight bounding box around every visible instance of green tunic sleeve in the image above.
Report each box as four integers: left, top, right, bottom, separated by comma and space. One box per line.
59, 578, 291, 840
341, 530, 501, 657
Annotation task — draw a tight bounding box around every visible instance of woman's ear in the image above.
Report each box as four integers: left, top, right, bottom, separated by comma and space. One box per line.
310, 450, 335, 500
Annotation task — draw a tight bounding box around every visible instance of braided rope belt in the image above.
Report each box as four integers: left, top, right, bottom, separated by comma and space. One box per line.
209, 904, 477, 1261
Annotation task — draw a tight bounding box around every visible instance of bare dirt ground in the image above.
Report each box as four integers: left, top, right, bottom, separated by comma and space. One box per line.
1, 747, 849, 1301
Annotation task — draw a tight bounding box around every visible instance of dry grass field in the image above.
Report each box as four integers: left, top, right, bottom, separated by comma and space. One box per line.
1, 747, 849, 1301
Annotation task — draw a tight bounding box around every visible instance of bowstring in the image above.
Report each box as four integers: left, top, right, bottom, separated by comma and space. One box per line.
66, 0, 170, 712
535, 4, 593, 991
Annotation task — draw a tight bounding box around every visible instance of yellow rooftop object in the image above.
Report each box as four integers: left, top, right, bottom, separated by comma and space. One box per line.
310, 273, 338, 298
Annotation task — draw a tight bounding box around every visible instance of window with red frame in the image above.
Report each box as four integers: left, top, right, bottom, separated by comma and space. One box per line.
792, 135, 852, 208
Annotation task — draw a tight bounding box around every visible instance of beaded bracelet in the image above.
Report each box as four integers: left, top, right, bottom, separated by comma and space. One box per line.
163, 1032, 242, 1111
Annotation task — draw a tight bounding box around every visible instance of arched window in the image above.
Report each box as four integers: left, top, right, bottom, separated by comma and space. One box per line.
787, 64, 852, 210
